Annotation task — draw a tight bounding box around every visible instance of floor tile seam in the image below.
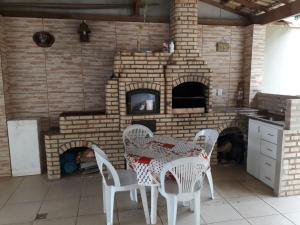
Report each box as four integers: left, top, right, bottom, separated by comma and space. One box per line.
0, 178, 25, 210
34, 215, 77, 225
221, 192, 252, 225
256, 194, 298, 225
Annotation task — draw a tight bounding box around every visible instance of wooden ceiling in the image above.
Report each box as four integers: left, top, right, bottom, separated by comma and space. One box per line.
0, 0, 299, 25
200, 0, 300, 24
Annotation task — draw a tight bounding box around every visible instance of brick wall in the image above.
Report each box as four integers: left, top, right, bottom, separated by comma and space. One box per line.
3, 18, 169, 130
0, 16, 11, 176
2, 17, 246, 132
285, 99, 300, 130
280, 129, 300, 196
243, 25, 266, 107
42, 0, 251, 179
275, 99, 300, 196
45, 110, 243, 179
255, 92, 300, 116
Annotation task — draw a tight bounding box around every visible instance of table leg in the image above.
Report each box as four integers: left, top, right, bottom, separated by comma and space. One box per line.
151, 186, 158, 224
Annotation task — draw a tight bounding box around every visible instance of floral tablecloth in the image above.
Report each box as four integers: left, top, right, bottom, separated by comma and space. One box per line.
124, 135, 209, 186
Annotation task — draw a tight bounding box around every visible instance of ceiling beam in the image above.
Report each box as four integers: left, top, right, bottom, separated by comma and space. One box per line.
0, 10, 168, 23
199, 0, 250, 18
231, 0, 269, 12
0, 9, 249, 26
133, 0, 141, 16
252, 0, 300, 24
0, 3, 131, 9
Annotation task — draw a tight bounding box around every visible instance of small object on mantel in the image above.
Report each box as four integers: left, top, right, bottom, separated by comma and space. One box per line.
169, 40, 175, 53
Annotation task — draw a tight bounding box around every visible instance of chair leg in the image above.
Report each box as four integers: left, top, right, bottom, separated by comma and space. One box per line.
206, 168, 215, 199
130, 189, 138, 203
106, 187, 115, 225
166, 196, 178, 225
151, 186, 158, 224
189, 199, 195, 212
102, 182, 107, 214
140, 186, 150, 224
194, 191, 201, 225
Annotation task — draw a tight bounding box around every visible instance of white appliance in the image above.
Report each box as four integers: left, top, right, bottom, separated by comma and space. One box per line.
8, 119, 42, 176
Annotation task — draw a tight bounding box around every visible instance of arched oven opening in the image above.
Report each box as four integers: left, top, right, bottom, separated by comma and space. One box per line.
172, 82, 209, 113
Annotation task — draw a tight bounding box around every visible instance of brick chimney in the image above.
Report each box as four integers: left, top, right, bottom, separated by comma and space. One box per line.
170, 0, 199, 53
166, 0, 213, 114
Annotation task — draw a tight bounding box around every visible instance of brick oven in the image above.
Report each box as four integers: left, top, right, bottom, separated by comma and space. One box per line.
45, 0, 244, 179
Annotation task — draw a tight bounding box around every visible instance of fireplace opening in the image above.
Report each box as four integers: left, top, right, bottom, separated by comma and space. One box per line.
126, 89, 160, 115
217, 128, 246, 164
60, 147, 99, 176
172, 82, 208, 113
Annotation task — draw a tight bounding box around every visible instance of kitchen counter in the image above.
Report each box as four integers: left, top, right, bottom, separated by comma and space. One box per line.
246, 114, 285, 127
213, 107, 285, 127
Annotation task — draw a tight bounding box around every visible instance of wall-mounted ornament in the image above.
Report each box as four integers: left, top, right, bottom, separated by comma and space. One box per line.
216, 38, 230, 52
33, 31, 55, 47
78, 21, 91, 42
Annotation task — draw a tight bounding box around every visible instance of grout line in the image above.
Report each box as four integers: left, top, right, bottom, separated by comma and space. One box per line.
228, 27, 232, 106
0, 177, 24, 210
257, 194, 297, 225
222, 174, 297, 225
42, 18, 51, 128
74, 178, 84, 225
212, 185, 252, 225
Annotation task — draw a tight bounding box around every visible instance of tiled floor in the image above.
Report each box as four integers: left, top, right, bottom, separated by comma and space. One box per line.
1, 165, 300, 225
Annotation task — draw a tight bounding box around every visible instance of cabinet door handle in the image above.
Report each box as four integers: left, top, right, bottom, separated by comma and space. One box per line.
258, 126, 260, 132
265, 176, 271, 181
265, 162, 272, 167
266, 148, 273, 152
268, 133, 274, 137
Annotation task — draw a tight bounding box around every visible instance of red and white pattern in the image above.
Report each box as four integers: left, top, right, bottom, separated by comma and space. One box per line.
125, 136, 209, 186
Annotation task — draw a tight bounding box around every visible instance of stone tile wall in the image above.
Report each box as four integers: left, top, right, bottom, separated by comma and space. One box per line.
0, 16, 10, 176
1, 16, 246, 132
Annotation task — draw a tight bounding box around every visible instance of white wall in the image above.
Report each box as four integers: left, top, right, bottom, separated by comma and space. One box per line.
263, 25, 300, 95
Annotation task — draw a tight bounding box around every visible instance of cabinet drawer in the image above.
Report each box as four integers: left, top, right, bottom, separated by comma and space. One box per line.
262, 126, 278, 144
260, 155, 276, 188
261, 140, 277, 159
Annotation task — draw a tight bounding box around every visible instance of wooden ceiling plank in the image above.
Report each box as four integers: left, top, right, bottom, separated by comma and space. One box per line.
133, 0, 141, 16
199, 0, 251, 17
0, 3, 130, 9
0, 9, 249, 26
231, 0, 269, 12
252, 0, 300, 24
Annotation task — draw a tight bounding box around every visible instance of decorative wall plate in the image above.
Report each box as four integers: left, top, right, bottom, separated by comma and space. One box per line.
33, 31, 55, 47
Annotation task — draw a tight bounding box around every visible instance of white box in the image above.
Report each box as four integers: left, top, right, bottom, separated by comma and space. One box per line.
8, 119, 42, 176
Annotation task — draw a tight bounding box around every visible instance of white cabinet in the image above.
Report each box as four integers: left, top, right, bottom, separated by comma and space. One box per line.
247, 120, 261, 178
8, 119, 42, 176
247, 119, 282, 189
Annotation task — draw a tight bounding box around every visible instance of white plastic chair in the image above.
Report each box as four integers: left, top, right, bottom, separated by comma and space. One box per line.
122, 124, 154, 150
158, 157, 206, 225
92, 144, 150, 225
193, 129, 219, 199
122, 124, 154, 202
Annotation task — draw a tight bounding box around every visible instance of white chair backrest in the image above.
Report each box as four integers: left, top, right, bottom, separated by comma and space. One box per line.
193, 129, 219, 158
160, 157, 206, 197
92, 144, 121, 187
122, 124, 154, 148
